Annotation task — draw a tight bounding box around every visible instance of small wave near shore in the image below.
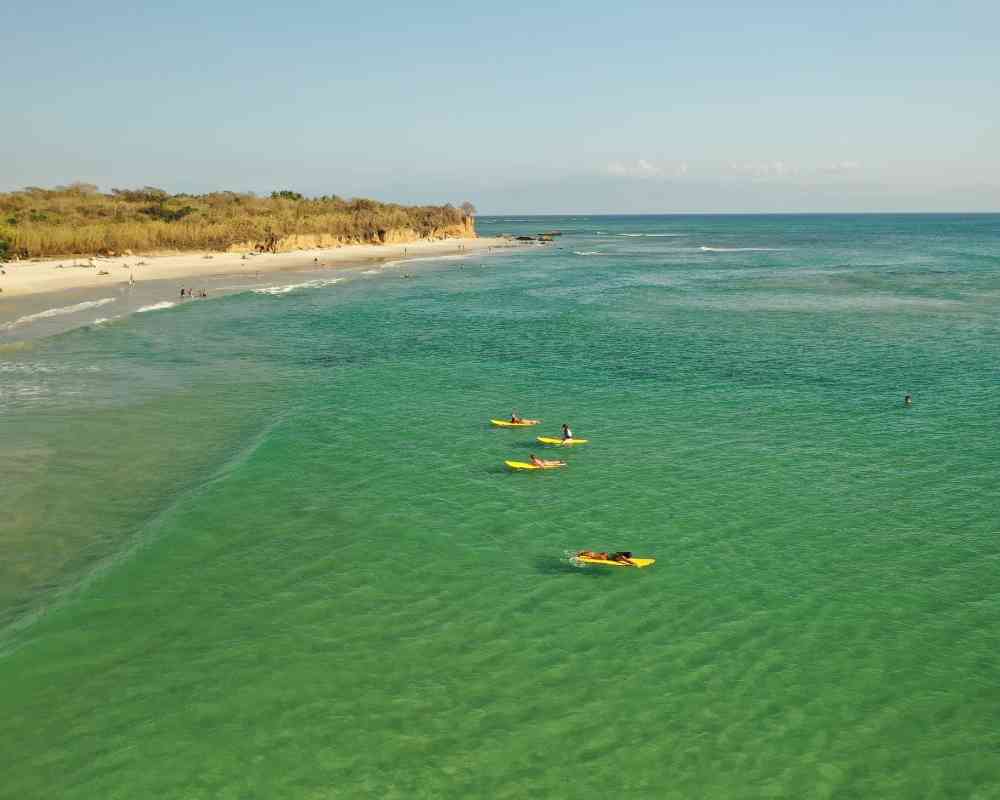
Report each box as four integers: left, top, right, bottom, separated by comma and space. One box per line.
1, 298, 117, 332
253, 278, 341, 296
700, 246, 782, 252
136, 301, 177, 313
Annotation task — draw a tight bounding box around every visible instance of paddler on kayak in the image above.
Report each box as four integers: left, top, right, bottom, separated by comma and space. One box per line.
561, 423, 574, 442
576, 550, 635, 565
511, 411, 524, 423
530, 453, 566, 468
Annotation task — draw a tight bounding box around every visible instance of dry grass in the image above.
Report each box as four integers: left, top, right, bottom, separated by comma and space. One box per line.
0, 184, 473, 258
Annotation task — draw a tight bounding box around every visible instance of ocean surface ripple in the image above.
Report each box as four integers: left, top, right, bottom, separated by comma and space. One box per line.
1, 213, 998, 799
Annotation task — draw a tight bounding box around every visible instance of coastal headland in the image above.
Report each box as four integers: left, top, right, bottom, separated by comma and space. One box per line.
0, 184, 511, 299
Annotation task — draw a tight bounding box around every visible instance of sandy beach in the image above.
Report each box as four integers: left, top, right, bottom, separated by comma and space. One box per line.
0, 236, 511, 299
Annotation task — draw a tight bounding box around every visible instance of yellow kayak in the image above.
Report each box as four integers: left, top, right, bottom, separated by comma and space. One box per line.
505, 460, 565, 471
576, 555, 656, 568
491, 419, 540, 427
537, 436, 588, 446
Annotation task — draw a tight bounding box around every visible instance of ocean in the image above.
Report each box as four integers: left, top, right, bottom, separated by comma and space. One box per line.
2, 214, 998, 798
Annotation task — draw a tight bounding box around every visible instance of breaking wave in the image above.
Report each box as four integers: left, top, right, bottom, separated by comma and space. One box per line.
381, 254, 471, 268
253, 278, 341, 296
136, 301, 176, 313
700, 246, 782, 252
1, 298, 117, 332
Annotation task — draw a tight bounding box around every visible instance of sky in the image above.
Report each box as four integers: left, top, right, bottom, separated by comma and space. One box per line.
2, 0, 998, 212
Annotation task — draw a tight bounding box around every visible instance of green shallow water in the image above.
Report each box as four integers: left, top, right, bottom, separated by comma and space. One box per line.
2, 215, 999, 798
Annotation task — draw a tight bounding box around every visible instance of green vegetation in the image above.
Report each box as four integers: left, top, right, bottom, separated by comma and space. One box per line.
0, 183, 476, 258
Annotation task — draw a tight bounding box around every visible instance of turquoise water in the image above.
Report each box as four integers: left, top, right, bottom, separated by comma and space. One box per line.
2, 214, 999, 798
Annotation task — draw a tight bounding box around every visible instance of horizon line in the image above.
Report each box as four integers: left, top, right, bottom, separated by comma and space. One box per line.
477, 210, 1000, 217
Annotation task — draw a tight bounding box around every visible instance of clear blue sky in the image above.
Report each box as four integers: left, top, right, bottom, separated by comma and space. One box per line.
3, 0, 998, 212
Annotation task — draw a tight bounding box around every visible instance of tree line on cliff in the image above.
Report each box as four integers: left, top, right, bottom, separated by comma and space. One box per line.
0, 183, 477, 258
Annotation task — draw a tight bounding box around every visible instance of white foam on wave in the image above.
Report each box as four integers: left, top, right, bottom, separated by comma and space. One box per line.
136, 301, 177, 313
700, 246, 782, 252
0, 362, 53, 374
0, 383, 48, 401
1, 297, 117, 332
675, 292, 965, 314
573, 251, 602, 256
360, 269, 380, 275
253, 277, 341, 296
381, 254, 471, 268
0, 361, 103, 375
617, 233, 686, 237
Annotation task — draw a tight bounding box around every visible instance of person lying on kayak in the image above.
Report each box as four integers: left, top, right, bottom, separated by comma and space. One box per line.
530, 454, 566, 467
561, 423, 574, 441
576, 550, 634, 564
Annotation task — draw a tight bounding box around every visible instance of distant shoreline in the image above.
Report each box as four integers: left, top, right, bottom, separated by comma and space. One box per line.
0, 236, 512, 300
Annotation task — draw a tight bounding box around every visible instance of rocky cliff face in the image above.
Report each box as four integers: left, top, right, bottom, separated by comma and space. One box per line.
227, 216, 476, 254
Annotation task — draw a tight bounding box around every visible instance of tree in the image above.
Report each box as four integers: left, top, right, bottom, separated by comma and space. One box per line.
58, 181, 100, 195
271, 190, 304, 201
460, 201, 477, 216
112, 187, 168, 202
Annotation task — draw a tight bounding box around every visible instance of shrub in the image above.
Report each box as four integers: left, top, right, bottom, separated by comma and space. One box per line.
0, 185, 474, 257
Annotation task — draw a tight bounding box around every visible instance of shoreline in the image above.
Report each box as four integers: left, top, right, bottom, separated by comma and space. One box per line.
0, 236, 510, 300
0, 236, 517, 343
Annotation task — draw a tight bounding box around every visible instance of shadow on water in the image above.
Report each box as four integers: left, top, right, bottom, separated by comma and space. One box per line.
535, 557, 613, 578
487, 464, 566, 476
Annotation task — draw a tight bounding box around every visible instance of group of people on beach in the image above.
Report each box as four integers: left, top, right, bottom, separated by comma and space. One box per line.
179, 288, 207, 299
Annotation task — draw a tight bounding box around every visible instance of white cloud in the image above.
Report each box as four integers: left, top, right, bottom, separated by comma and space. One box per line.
606, 159, 695, 179
818, 160, 862, 174
727, 161, 793, 178
604, 158, 865, 181
606, 159, 663, 178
